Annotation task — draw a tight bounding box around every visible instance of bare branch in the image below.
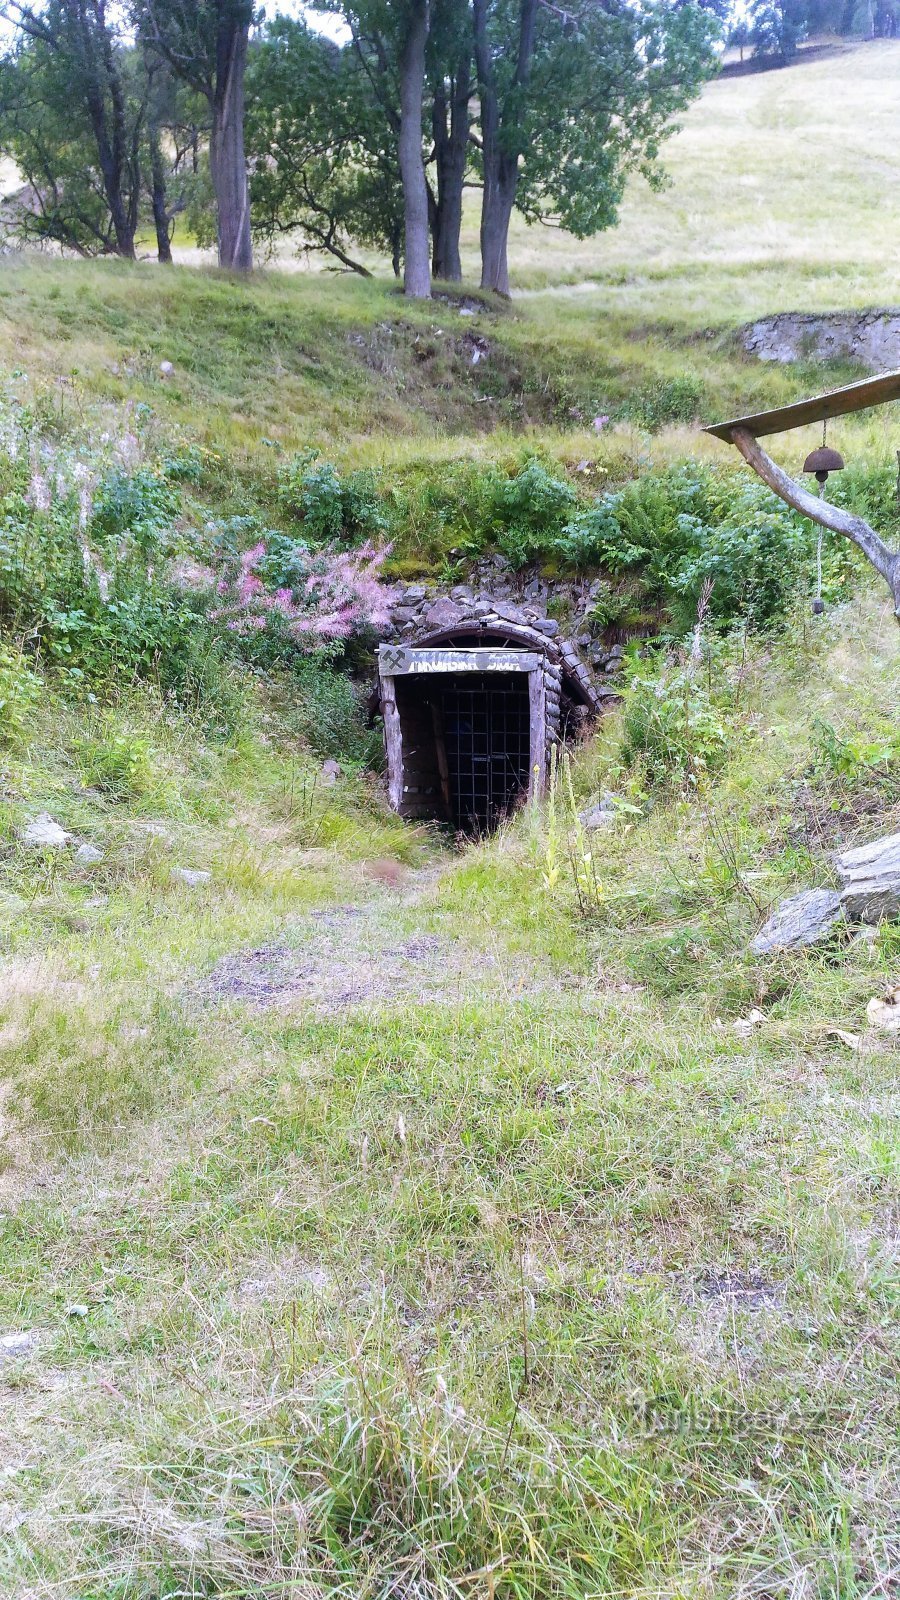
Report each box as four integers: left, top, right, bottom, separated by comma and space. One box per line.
730, 426, 900, 619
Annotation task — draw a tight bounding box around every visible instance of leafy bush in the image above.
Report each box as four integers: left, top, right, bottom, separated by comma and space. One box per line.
811, 717, 900, 789
620, 666, 732, 788
618, 375, 705, 430
487, 457, 579, 568
0, 465, 218, 705
0, 644, 41, 745
91, 467, 179, 558
277, 451, 387, 544
557, 467, 855, 630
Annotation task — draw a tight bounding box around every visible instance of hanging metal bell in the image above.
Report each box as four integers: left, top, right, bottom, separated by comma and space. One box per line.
803, 445, 845, 484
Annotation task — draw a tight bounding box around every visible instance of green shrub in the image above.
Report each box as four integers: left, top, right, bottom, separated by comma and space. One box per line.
91, 467, 179, 558
0, 643, 41, 744
620, 666, 732, 788
76, 727, 157, 800
811, 717, 900, 789
618, 375, 705, 430
557, 467, 855, 630
487, 457, 579, 568
277, 451, 387, 544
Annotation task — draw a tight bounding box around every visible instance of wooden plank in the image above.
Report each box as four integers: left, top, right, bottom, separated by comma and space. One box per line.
379, 645, 538, 676
380, 681, 404, 812
704, 368, 900, 441
528, 668, 547, 799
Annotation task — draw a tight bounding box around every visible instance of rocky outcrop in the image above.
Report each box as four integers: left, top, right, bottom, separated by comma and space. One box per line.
387, 557, 626, 693
739, 310, 900, 370
750, 830, 900, 955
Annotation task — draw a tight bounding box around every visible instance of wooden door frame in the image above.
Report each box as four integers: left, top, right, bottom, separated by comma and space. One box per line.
378, 645, 548, 816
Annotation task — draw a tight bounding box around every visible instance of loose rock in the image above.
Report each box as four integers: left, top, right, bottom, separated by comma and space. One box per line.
750, 888, 843, 955
0, 1331, 35, 1356
75, 842, 105, 865
172, 867, 210, 888
835, 831, 900, 923
579, 794, 618, 831
22, 813, 72, 849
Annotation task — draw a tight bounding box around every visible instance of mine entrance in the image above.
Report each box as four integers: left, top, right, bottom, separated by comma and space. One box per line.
440, 671, 531, 830
378, 645, 546, 831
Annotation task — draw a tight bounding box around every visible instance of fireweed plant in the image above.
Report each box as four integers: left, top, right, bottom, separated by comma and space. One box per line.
206, 535, 398, 651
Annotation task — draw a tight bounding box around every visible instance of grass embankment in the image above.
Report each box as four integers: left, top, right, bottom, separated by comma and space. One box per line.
0, 593, 897, 1597
4, 252, 898, 587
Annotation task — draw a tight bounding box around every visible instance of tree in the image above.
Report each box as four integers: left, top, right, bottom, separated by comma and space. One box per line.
0, 0, 144, 258
727, 17, 751, 58
472, 0, 719, 296
135, 0, 254, 272
747, 0, 807, 59
398, 0, 431, 295
327, 0, 435, 296
427, 0, 474, 280
246, 16, 403, 275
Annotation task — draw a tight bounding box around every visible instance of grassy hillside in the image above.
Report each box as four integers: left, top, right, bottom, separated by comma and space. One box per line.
0, 35, 898, 1600
4, 43, 900, 501
0, 594, 897, 1598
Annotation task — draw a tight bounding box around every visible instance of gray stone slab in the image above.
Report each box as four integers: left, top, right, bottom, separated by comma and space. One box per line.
750, 888, 843, 955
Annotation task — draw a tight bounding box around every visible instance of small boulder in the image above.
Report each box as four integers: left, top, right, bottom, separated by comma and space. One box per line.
22, 813, 72, 849
835, 832, 900, 923
0, 1331, 35, 1356
424, 597, 464, 631
171, 867, 210, 888
320, 759, 342, 787
579, 793, 618, 831
75, 842, 105, 866
750, 887, 843, 955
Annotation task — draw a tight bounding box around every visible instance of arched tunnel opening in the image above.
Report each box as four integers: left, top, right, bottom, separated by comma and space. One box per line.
377, 623, 602, 833
394, 668, 531, 831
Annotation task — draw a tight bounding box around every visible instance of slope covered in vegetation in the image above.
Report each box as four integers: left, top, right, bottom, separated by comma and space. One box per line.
0, 586, 897, 1597
0, 36, 898, 1600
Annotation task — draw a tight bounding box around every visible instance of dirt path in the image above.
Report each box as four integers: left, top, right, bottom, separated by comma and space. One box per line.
198, 861, 553, 1014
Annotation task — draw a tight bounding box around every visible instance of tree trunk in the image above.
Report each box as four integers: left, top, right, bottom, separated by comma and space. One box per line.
399, 0, 431, 298
210, 18, 252, 273
83, 25, 138, 257
431, 52, 470, 281
472, 0, 537, 296
479, 169, 516, 296
149, 128, 172, 263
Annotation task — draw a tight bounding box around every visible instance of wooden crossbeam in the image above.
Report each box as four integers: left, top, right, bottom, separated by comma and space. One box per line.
704, 368, 900, 441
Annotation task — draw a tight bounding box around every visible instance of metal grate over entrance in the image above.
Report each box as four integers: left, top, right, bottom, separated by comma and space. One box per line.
440, 672, 531, 830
